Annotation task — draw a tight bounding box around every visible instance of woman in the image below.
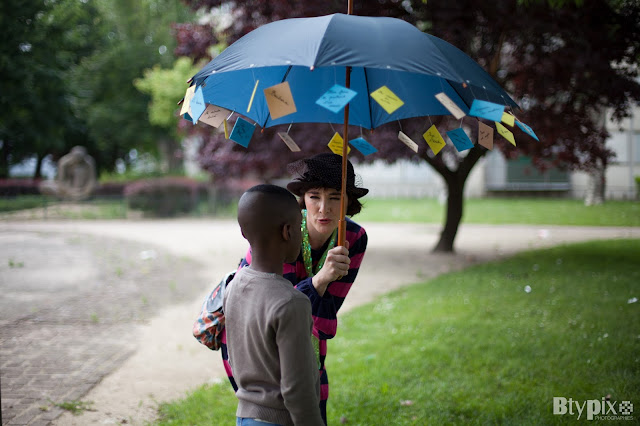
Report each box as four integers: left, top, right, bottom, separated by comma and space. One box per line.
222, 153, 368, 424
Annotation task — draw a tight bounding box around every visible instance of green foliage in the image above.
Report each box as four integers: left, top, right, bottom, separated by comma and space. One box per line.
135, 57, 201, 131
157, 239, 640, 425
124, 177, 206, 217
0, 0, 195, 177
0, 0, 107, 177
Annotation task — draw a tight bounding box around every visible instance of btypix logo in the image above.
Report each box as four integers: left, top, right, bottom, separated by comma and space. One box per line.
553, 397, 634, 421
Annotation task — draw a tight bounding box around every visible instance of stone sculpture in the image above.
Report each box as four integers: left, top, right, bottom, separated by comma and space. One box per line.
39, 146, 97, 201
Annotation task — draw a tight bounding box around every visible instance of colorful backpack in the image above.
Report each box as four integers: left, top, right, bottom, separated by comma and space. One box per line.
192, 270, 236, 351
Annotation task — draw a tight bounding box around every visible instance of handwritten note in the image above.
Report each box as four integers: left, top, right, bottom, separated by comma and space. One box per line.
423, 125, 447, 155
501, 112, 515, 127
327, 132, 351, 156
316, 84, 357, 114
469, 99, 505, 122
495, 122, 516, 146
516, 120, 540, 141
349, 137, 377, 156
435, 92, 466, 119
478, 121, 494, 150
264, 82, 297, 119
189, 86, 207, 123
397, 131, 419, 153
371, 85, 404, 114
180, 85, 196, 116
229, 117, 255, 148
447, 128, 474, 152
278, 132, 301, 152
199, 104, 231, 128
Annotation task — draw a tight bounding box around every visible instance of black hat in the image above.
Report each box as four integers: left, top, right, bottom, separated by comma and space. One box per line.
286, 153, 369, 199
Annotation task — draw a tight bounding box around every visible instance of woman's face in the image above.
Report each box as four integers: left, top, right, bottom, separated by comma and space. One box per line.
303, 187, 345, 238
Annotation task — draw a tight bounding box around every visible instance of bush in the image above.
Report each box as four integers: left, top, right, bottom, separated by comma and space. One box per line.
124, 177, 207, 217
0, 179, 42, 196
94, 181, 129, 197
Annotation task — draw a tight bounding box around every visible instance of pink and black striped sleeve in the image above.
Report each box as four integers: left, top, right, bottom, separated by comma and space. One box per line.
287, 218, 367, 340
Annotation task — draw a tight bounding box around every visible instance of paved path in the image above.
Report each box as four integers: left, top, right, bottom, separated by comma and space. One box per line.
1, 219, 637, 425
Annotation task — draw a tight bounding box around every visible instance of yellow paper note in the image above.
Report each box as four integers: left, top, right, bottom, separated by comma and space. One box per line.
264, 82, 297, 119
223, 119, 229, 139
501, 112, 515, 127
397, 131, 419, 153
423, 125, 447, 155
278, 132, 301, 152
180, 86, 196, 116
495, 122, 516, 146
478, 121, 494, 150
370, 86, 404, 115
247, 80, 259, 113
327, 132, 351, 156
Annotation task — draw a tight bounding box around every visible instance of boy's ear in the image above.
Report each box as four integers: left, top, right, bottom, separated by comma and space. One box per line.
282, 223, 291, 242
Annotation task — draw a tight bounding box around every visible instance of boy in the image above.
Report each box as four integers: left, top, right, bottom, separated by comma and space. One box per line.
224, 184, 324, 426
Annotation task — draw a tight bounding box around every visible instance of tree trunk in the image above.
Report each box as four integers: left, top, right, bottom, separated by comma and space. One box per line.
584, 158, 606, 206
34, 153, 44, 179
0, 140, 9, 178
433, 174, 464, 252
422, 145, 488, 253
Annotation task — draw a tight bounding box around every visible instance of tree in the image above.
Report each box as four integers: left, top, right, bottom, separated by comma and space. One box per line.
134, 57, 200, 171
70, 0, 194, 174
0, 0, 193, 178
0, 0, 106, 178
176, 0, 640, 252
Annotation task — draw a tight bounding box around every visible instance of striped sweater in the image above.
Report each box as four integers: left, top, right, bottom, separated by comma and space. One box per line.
221, 217, 367, 421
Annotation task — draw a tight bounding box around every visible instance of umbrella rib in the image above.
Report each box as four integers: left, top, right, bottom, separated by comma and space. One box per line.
363, 67, 374, 130
260, 65, 293, 129
446, 79, 474, 110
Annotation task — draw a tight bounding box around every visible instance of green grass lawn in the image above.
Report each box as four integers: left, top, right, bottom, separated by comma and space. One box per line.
156, 239, 640, 425
357, 198, 640, 227
1, 196, 638, 226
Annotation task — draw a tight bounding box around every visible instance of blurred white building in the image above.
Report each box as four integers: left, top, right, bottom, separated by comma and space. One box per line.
357, 105, 640, 200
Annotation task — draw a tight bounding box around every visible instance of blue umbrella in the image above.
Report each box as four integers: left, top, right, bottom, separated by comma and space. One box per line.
189, 13, 517, 129
184, 12, 518, 244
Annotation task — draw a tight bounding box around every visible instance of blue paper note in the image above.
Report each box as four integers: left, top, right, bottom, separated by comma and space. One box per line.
229, 117, 255, 148
190, 86, 207, 122
516, 121, 539, 141
316, 84, 358, 113
468, 99, 505, 122
349, 137, 377, 156
447, 128, 474, 152
183, 112, 193, 123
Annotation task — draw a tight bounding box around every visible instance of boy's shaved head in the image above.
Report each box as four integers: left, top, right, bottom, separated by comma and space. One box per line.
237, 184, 300, 247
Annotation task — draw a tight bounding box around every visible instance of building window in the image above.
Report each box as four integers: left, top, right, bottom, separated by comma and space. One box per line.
608, 131, 629, 163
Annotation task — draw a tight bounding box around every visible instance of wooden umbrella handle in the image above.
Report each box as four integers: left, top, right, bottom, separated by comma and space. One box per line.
338, 65, 352, 247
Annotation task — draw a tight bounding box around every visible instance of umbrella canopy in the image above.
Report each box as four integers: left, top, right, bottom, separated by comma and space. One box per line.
184, 12, 524, 246
189, 13, 518, 130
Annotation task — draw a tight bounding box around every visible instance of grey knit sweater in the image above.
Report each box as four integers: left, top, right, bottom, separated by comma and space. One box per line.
223, 267, 324, 426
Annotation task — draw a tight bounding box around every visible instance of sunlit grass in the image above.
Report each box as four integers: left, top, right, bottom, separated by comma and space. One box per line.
1, 195, 638, 226
358, 198, 640, 227
156, 239, 640, 425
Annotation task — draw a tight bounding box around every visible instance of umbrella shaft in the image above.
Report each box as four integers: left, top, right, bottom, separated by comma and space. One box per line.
338, 66, 352, 247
